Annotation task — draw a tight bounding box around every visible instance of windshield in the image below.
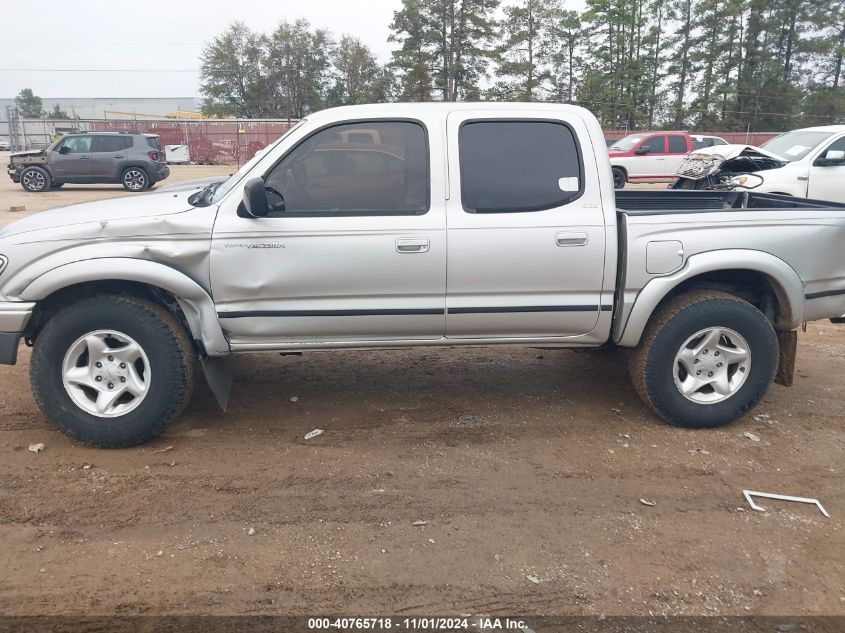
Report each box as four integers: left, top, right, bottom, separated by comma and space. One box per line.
609, 134, 646, 151
209, 120, 306, 204
760, 130, 834, 162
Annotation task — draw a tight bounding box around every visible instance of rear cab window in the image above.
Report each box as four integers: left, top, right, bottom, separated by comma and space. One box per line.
667, 135, 688, 153
93, 135, 132, 152
458, 120, 583, 213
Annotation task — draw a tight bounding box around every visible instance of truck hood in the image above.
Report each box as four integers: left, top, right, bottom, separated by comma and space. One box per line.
675, 144, 787, 179
0, 190, 198, 239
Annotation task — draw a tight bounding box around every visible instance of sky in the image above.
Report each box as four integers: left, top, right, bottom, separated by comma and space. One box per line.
0, 0, 400, 99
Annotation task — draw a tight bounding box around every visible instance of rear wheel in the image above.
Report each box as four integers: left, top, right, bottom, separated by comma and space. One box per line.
122, 167, 149, 191
30, 295, 195, 447
20, 166, 51, 192
630, 290, 778, 428
612, 167, 626, 189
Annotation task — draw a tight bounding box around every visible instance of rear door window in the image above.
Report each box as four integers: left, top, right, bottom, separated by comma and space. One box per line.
459, 120, 583, 213
667, 135, 688, 153
93, 135, 131, 152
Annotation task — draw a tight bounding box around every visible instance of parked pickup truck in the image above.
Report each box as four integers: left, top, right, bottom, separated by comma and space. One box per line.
673, 126, 845, 202
607, 131, 694, 188
1, 103, 844, 448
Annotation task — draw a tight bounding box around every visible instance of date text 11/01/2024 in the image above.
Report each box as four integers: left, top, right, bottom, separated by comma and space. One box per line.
307, 617, 528, 630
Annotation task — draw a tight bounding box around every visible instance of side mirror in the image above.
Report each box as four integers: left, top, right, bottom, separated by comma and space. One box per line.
817, 149, 845, 166
242, 177, 270, 217
58, 145, 70, 154
635, 145, 651, 155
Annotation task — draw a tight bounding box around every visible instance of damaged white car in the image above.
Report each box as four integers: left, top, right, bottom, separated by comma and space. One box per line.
672, 126, 845, 201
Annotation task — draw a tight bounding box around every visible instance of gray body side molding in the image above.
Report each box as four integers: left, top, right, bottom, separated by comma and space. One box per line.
17, 258, 230, 356
615, 249, 805, 348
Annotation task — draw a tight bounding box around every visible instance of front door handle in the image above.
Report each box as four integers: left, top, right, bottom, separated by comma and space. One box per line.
113, 154, 125, 158
556, 232, 588, 247
396, 238, 430, 253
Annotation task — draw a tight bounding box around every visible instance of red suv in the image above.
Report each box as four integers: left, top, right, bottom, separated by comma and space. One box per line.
607, 132, 693, 188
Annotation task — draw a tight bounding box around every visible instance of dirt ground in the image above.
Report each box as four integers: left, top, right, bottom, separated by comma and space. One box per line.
0, 164, 843, 617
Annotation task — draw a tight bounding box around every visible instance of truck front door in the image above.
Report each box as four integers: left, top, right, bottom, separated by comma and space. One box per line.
209, 117, 447, 346
444, 111, 610, 340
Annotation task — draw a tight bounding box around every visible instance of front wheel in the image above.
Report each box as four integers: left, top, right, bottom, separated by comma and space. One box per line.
629, 290, 778, 428
122, 167, 149, 191
20, 166, 51, 192
30, 295, 195, 447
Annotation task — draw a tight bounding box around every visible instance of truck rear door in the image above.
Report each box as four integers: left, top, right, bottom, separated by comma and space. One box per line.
444, 110, 609, 339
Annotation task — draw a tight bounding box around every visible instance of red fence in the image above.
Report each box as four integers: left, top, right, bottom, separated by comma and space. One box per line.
89, 119, 298, 165
83, 119, 780, 165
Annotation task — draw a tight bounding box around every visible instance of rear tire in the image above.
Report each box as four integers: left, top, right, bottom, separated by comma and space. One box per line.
612, 167, 626, 189
30, 295, 196, 447
121, 167, 149, 191
629, 290, 778, 428
20, 166, 51, 192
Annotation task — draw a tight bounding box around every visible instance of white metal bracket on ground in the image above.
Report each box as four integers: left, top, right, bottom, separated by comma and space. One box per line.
743, 490, 830, 518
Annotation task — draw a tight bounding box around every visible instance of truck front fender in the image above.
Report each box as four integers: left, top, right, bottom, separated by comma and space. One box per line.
615, 249, 805, 347
18, 257, 229, 356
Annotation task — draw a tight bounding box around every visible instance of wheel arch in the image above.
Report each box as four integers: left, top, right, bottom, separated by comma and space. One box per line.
17, 258, 229, 356
615, 250, 804, 347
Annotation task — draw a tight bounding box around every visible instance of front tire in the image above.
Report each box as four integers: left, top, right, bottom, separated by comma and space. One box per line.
122, 167, 149, 191
20, 166, 51, 192
629, 290, 778, 428
30, 295, 195, 447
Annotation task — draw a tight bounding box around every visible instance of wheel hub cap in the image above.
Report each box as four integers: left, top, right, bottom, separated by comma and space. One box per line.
673, 327, 751, 404
61, 330, 151, 417
125, 171, 145, 190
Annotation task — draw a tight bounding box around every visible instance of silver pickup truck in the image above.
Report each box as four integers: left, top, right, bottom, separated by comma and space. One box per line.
1, 103, 844, 447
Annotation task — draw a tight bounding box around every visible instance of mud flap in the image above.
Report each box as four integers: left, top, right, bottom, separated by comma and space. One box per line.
775, 330, 797, 387
200, 355, 233, 411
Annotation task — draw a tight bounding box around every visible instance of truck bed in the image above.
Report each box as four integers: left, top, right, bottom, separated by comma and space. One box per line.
615, 190, 845, 214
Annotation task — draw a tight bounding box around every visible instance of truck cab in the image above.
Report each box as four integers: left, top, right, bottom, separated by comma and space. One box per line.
1, 103, 845, 448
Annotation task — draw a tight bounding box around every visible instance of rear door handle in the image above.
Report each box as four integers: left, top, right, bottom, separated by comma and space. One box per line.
556, 232, 588, 247
79, 156, 90, 160
113, 154, 125, 158
396, 238, 430, 253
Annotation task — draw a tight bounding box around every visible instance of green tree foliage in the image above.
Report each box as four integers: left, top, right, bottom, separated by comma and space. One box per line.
493, 0, 554, 100
389, 0, 435, 100
15, 88, 43, 118
47, 104, 70, 119
200, 22, 270, 118
389, 0, 500, 101
199, 1, 845, 131
328, 36, 394, 106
